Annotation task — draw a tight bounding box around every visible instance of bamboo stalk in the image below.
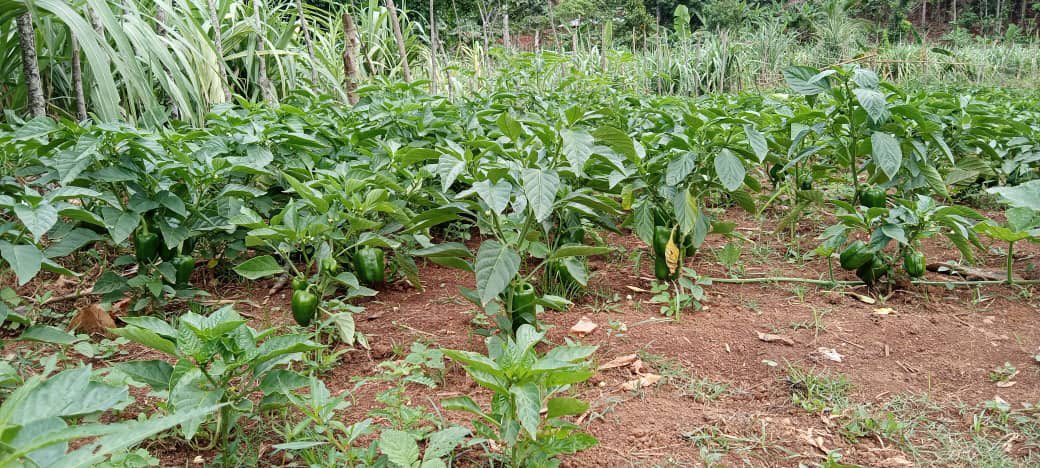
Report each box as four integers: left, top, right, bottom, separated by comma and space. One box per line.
341, 12, 360, 105
385, 0, 412, 82
17, 12, 46, 118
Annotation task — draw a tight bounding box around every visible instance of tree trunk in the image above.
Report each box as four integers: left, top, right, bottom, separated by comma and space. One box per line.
253, 0, 275, 103
429, 0, 438, 93
71, 33, 87, 121
295, 0, 319, 87
385, 0, 412, 82
207, 0, 232, 102
341, 12, 360, 105
17, 12, 46, 118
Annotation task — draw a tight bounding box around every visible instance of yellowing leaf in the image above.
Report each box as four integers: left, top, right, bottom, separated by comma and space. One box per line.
665, 226, 681, 274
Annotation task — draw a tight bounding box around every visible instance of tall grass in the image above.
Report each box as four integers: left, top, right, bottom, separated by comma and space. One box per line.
3, 0, 1039, 125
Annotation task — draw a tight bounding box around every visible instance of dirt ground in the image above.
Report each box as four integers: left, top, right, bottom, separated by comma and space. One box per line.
8, 207, 1040, 467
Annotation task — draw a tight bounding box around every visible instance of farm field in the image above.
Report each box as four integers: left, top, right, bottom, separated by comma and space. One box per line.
3, 0, 1040, 462
3, 63, 1039, 467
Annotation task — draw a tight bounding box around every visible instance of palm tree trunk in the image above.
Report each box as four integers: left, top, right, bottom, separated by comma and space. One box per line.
207, 0, 232, 102
385, 0, 412, 82
17, 12, 46, 118
71, 33, 87, 121
295, 0, 319, 87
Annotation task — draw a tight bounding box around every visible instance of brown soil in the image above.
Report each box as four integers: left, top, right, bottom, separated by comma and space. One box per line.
7, 208, 1040, 466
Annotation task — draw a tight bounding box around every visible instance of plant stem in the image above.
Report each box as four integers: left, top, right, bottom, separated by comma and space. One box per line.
1006, 241, 1015, 285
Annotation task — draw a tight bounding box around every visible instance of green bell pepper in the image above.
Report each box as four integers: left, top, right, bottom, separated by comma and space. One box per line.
353, 247, 385, 286
839, 240, 873, 271
291, 276, 308, 291
133, 225, 160, 264
171, 255, 194, 285
903, 250, 926, 278
291, 289, 318, 326
861, 186, 887, 208
510, 281, 537, 332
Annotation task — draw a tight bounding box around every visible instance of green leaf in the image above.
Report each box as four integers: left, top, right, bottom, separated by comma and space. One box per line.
114, 360, 173, 390
550, 245, 612, 259
14, 203, 58, 242
441, 396, 490, 420
665, 153, 697, 186
561, 258, 588, 287
510, 382, 542, 440
474, 240, 521, 307
547, 397, 588, 418
743, 125, 768, 163
854, 88, 889, 124
411, 242, 472, 258
783, 66, 830, 95
19, 326, 80, 345
561, 129, 594, 173
714, 149, 745, 191
423, 426, 470, 460
44, 229, 104, 258
471, 179, 512, 215
593, 126, 639, 162
110, 326, 177, 355
233, 255, 283, 279
379, 429, 420, 467
871, 132, 902, 179
0, 243, 44, 286
522, 168, 560, 223
673, 189, 698, 236
852, 68, 879, 89
987, 181, 1040, 211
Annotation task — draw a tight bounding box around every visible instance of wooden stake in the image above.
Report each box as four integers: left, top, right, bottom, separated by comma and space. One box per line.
17, 12, 46, 117
341, 12, 360, 105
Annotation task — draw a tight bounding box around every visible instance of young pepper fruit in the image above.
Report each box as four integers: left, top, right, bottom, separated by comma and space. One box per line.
510, 281, 537, 332
171, 255, 194, 285
133, 224, 160, 264
291, 288, 318, 326
353, 247, 385, 286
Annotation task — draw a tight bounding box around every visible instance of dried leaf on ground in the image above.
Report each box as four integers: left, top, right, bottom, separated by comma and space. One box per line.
879, 455, 914, 467
621, 373, 662, 391
851, 293, 876, 304
873, 307, 895, 315
570, 316, 598, 335
817, 347, 844, 362
598, 354, 639, 371
757, 331, 795, 346
67, 303, 117, 336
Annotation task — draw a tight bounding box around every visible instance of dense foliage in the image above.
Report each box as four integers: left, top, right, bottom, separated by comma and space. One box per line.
2, 62, 1040, 464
